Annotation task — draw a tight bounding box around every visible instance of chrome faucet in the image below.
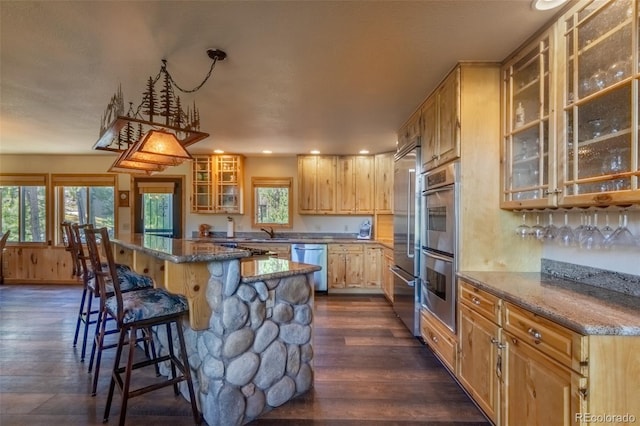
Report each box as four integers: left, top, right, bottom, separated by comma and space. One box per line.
260, 226, 275, 239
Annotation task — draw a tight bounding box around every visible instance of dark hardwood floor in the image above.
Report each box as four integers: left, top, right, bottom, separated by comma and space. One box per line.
0, 285, 489, 425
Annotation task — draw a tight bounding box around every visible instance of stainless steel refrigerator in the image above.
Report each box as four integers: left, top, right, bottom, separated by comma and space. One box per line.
392, 142, 421, 336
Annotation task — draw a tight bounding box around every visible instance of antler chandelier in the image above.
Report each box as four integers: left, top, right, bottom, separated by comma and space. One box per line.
93, 49, 227, 174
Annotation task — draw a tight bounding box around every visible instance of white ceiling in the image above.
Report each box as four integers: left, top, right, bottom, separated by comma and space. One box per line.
0, 1, 565, 157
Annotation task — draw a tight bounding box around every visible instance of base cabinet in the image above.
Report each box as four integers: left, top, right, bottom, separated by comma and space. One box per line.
382, 248, 394, 302
420, 308, 457, 373
457, 278, 640, 426
458, 303, 501, 424
502, 331, 586, 426
327, 244, 363, 289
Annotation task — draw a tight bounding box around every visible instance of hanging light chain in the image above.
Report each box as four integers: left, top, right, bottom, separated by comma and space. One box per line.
162, 57, 220, 94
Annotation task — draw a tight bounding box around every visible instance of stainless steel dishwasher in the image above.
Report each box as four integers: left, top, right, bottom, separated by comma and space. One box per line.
290, 244, 327, 292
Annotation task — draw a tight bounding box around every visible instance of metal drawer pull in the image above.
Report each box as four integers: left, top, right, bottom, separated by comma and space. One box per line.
471, 296, 481, 305
490, 337, 505, 349
528, 327, 542, 342
431, 334, 439, 344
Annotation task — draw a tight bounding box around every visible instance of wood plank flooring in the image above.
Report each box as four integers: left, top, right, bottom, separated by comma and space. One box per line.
0, 285, 489, 425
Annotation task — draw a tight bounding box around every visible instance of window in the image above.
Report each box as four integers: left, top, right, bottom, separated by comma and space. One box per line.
0, 174, 47, 242
251, 177, 293, 228
136, 181, 176, 237
52, 174, 116, 243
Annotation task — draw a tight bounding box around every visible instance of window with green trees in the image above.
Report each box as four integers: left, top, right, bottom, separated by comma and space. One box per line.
0, 183, 47, 243
251, 177, 293, 228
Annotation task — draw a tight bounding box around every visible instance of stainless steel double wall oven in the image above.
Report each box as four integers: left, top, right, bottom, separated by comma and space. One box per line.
421, 161, 459, 332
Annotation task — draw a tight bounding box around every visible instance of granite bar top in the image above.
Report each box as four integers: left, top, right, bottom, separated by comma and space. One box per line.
112, 234, 251, 263
240, 257, 321, 284
457, 271, 640, 336
191, 235, 384, 245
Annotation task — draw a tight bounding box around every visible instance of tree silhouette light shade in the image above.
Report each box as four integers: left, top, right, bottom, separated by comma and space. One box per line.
94, 49, 227, 173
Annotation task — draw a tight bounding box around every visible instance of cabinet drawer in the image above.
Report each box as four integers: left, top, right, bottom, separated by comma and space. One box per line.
459, 280, 501, 325
421, 308, 457, 373
503, 302, 587, 371
329, 244, 363, 254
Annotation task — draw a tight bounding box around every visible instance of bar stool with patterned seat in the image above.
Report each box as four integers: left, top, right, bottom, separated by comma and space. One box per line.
68, 223, 157, 396
84, 226, 200, 425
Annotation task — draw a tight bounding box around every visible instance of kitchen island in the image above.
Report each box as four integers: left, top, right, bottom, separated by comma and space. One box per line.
111, 234, 321, 426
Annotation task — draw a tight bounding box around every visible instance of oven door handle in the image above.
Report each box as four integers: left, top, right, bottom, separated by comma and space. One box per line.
390, 267, 415, 287
422, 249, 453, 263
422, 184, 454, 196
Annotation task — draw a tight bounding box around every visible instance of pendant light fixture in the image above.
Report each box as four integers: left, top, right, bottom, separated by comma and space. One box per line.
94, 49, 227, 173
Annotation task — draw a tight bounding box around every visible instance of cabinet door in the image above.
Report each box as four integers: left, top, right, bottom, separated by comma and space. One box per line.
192, 156, 214, 212
215, 155, 244, 214
559, 0, 640, 206
363, 246, 382, 289
501, 31, 555, 209
337, 157, 356, 214
458, 304, 500, 424
327, 251, 345, 289
437, 67, 461, 165
374, 152, 394, 213
298, 156, 318, 213
502, 331, 586, 426
421, 95, 438, 172
382, 249, 394, 302
354, 156, 374, 214
316, 156, 337, 213
344, 250, 363, 287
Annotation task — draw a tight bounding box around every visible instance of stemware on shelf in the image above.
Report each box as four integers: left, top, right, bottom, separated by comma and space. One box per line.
600, 211, 615, 240
556, 211, 575, 247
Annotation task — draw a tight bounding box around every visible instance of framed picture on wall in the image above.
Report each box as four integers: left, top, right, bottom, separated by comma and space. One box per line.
118, 190, 130, 207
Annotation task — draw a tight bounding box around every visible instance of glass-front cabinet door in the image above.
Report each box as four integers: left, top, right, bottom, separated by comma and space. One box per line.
502, 31, 555, 209
560, 0, 639, 206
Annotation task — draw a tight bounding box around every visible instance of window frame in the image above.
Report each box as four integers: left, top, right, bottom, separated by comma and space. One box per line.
52, 174, 117, 245
0, 173, 49, 244
251, 177, 293, 229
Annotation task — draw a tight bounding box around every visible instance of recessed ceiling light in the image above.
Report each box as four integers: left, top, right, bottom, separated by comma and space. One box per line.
531, 0, 568, 11
310, 150, 320, 155
214, 149, 225, 154
359, 149, 370, 155
262, 150, 272, 154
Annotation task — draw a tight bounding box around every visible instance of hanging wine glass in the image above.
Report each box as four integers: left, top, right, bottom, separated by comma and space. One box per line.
543, 212, 558, 242
600, 211, 615, 240
605, 210, 636, 248
530, 213, 545, 240
579, 212, 605, 250
515, 212, 530, 239
557, 211, 575, 247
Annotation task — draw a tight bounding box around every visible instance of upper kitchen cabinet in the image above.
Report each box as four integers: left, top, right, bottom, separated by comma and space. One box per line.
501, 0, 640, 209
501, 29, 556, 209
336, 156, 375, 214
421, 66, 461, 172
397, 109, 422, 153
297, 155, 337, 214
374, 152, 394, 214
191, 154, 244, 214
560, 0, 640, 206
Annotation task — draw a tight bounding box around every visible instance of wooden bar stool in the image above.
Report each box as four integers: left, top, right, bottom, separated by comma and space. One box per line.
84, 227, 200, 426
69, 223, 156, 396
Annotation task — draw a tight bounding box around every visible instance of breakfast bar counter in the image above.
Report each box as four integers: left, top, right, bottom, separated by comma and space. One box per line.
111, 234, 321, 426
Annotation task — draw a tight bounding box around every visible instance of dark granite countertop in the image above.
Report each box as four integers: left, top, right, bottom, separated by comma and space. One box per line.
457, 270, 640, 336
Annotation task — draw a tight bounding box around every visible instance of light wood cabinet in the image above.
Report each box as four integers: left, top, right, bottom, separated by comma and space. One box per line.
458, 279, 640, 425
382, 247, 394, 302
502, 330, 586, 426
420, 308, 457, 373
397, 109, 422, 152
327, 244, 363, 289
421, 66, 461, 172
374, 152, 394, 214
336, 156, 374, 214
362, 246, 382, 289
297, 155, 337, 214
501, 0, 640, 209
192, 154, 244, 214
458, 282, 502, 424
3, 246, 75, 284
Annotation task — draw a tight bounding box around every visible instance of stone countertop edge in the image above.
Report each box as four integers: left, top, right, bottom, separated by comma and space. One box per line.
192, 236, 390, 246
112, 235, 251, 264
457, 271, 640, 336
